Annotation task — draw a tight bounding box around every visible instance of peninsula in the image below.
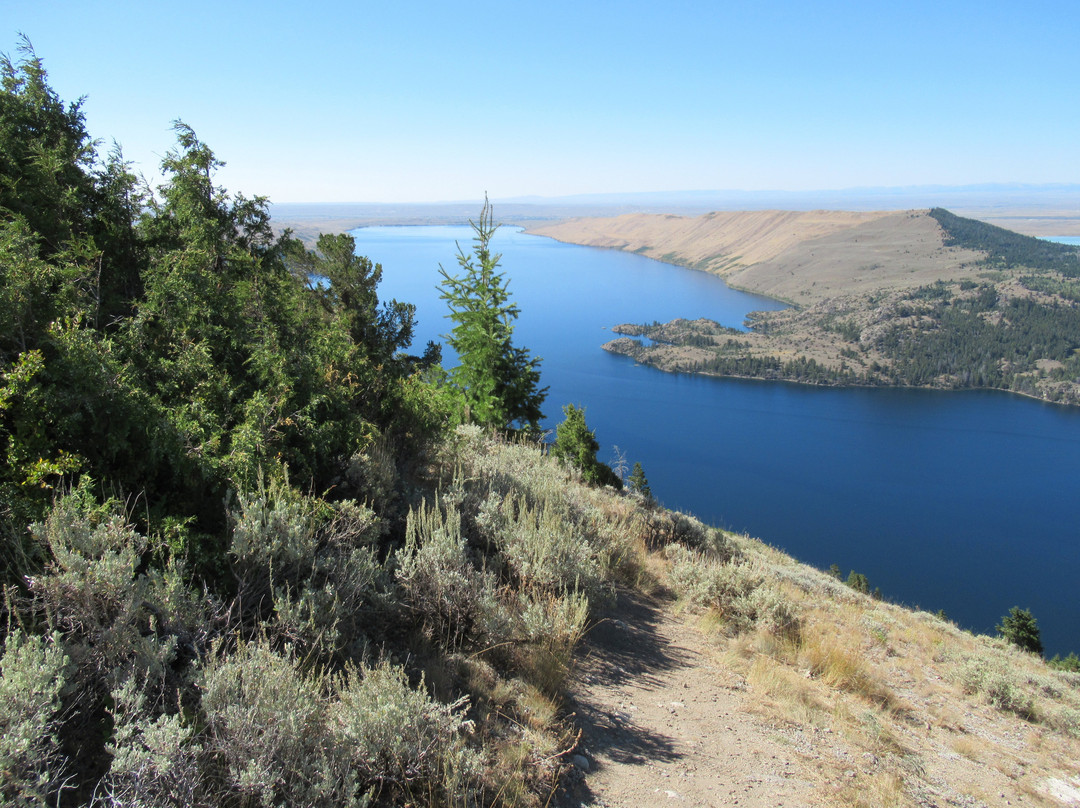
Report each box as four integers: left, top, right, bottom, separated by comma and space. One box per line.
529, 209, 1080, 405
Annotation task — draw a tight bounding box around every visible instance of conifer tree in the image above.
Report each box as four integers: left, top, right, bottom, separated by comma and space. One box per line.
438, 198, 546, 432
550, 404, 621, 488
628, 461, 651, 499
996, 606, 1043, 655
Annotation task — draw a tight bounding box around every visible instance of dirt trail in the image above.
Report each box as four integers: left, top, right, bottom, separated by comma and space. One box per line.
559, 590, 827, 808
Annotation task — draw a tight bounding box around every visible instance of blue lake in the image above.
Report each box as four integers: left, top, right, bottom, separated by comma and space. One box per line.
356, 224, 1080, 656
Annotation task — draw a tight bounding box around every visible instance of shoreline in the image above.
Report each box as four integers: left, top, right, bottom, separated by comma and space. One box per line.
602, 337, 1079, 409
527, 211, 1080, 409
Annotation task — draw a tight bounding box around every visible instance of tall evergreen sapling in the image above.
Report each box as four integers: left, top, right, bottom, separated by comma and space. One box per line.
628, 461, 651, 499
438, 198, 546, 432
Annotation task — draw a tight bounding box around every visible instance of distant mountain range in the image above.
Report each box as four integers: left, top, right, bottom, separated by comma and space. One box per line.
497, 183, 1080, 213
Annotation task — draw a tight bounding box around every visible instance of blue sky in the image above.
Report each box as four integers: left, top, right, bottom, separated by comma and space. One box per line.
6, 0, 1079, 203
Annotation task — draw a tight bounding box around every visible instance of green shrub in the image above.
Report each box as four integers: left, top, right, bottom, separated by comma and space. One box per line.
1047, 706, 1080, 739
333, 660, 480, 799
1049, 652, 1080, 672
666, 545, 798, 637
513, 590, 591, 693
627, 461, 652, 499
346, 435, 401, 527
996, 606, 1043, 655
200, 640, 367, 808
550, 404, 621, 489
31, 484, 147, 634
494, 493, 606, 600
957, 657, 1036, 719
846, 570, 870, 594
0, 630, 70, 806
100, 676, 207, 808
395, 498, 501, 649
29, 485, 210, 688
230, 484, 386, 657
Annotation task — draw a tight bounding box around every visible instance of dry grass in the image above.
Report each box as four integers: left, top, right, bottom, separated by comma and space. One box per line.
746, 653, 827, 724
949, 733, 984, 762
427, 433, 1080, 807
651, 522, 1080, 808
796, 618, 894, 708
834, 770, 907, 808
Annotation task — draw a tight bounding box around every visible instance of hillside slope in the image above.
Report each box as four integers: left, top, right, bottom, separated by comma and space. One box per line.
565, 570, 1080, 808
529, 209, 989, 304
532, 209, 1080, 405
529, 210, 888, 277
724, 210, 987, 303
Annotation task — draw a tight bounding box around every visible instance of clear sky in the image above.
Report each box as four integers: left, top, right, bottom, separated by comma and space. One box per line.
5, 0, 1079, 203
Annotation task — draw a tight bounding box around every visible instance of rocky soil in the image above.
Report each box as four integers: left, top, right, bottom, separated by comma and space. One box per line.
557, 587, 1080, 808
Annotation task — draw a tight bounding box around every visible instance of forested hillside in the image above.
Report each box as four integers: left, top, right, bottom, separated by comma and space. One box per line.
929, 207, 1080, 275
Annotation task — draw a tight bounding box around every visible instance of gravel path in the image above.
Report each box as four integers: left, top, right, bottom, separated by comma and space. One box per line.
558, 589, 824, 808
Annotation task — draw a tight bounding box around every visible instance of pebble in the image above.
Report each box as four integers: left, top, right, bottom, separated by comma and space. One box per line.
571, 754, 591, 772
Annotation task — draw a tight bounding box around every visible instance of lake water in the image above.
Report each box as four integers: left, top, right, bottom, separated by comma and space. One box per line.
357, 224, 1080, 656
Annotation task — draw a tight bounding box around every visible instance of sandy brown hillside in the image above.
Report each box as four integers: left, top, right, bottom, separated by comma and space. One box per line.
534, 210, 1009, 305
535, 207, 1080, 406
528, 210, 888, 277
723, 210, 989, 304
528, 209, 993, 305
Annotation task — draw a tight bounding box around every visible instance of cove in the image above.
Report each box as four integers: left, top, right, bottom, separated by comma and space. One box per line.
355, 224, 1080, 656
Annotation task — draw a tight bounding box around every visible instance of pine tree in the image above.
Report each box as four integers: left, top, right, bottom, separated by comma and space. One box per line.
550, 404, 621, 488
996, 606, 1043, 655
627, 461, 651, 499
846, 571, 870, 594
438, 198, 546, 432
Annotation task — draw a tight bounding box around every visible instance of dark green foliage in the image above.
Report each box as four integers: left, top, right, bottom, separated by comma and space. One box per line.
996, 606, 1044, 655
0, 37, 97, 260
1, 53, 617, 807
846, 570, 870, 594
826, 318, 863, 342
0, 49, 428, 580
615, 211, 1080, 405
842, 569, 882, 599
550, 404, 622, 488
628, 461, 652, 499
615, 322, 862, 386
1048, 652, 1080, 672
908, 280, 953, 301
930, 208, 1080, 276
285, 231, 415, 366
875, 285, 1080, 394
1019, 273, 1080, 303
438, 197, 546, 432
